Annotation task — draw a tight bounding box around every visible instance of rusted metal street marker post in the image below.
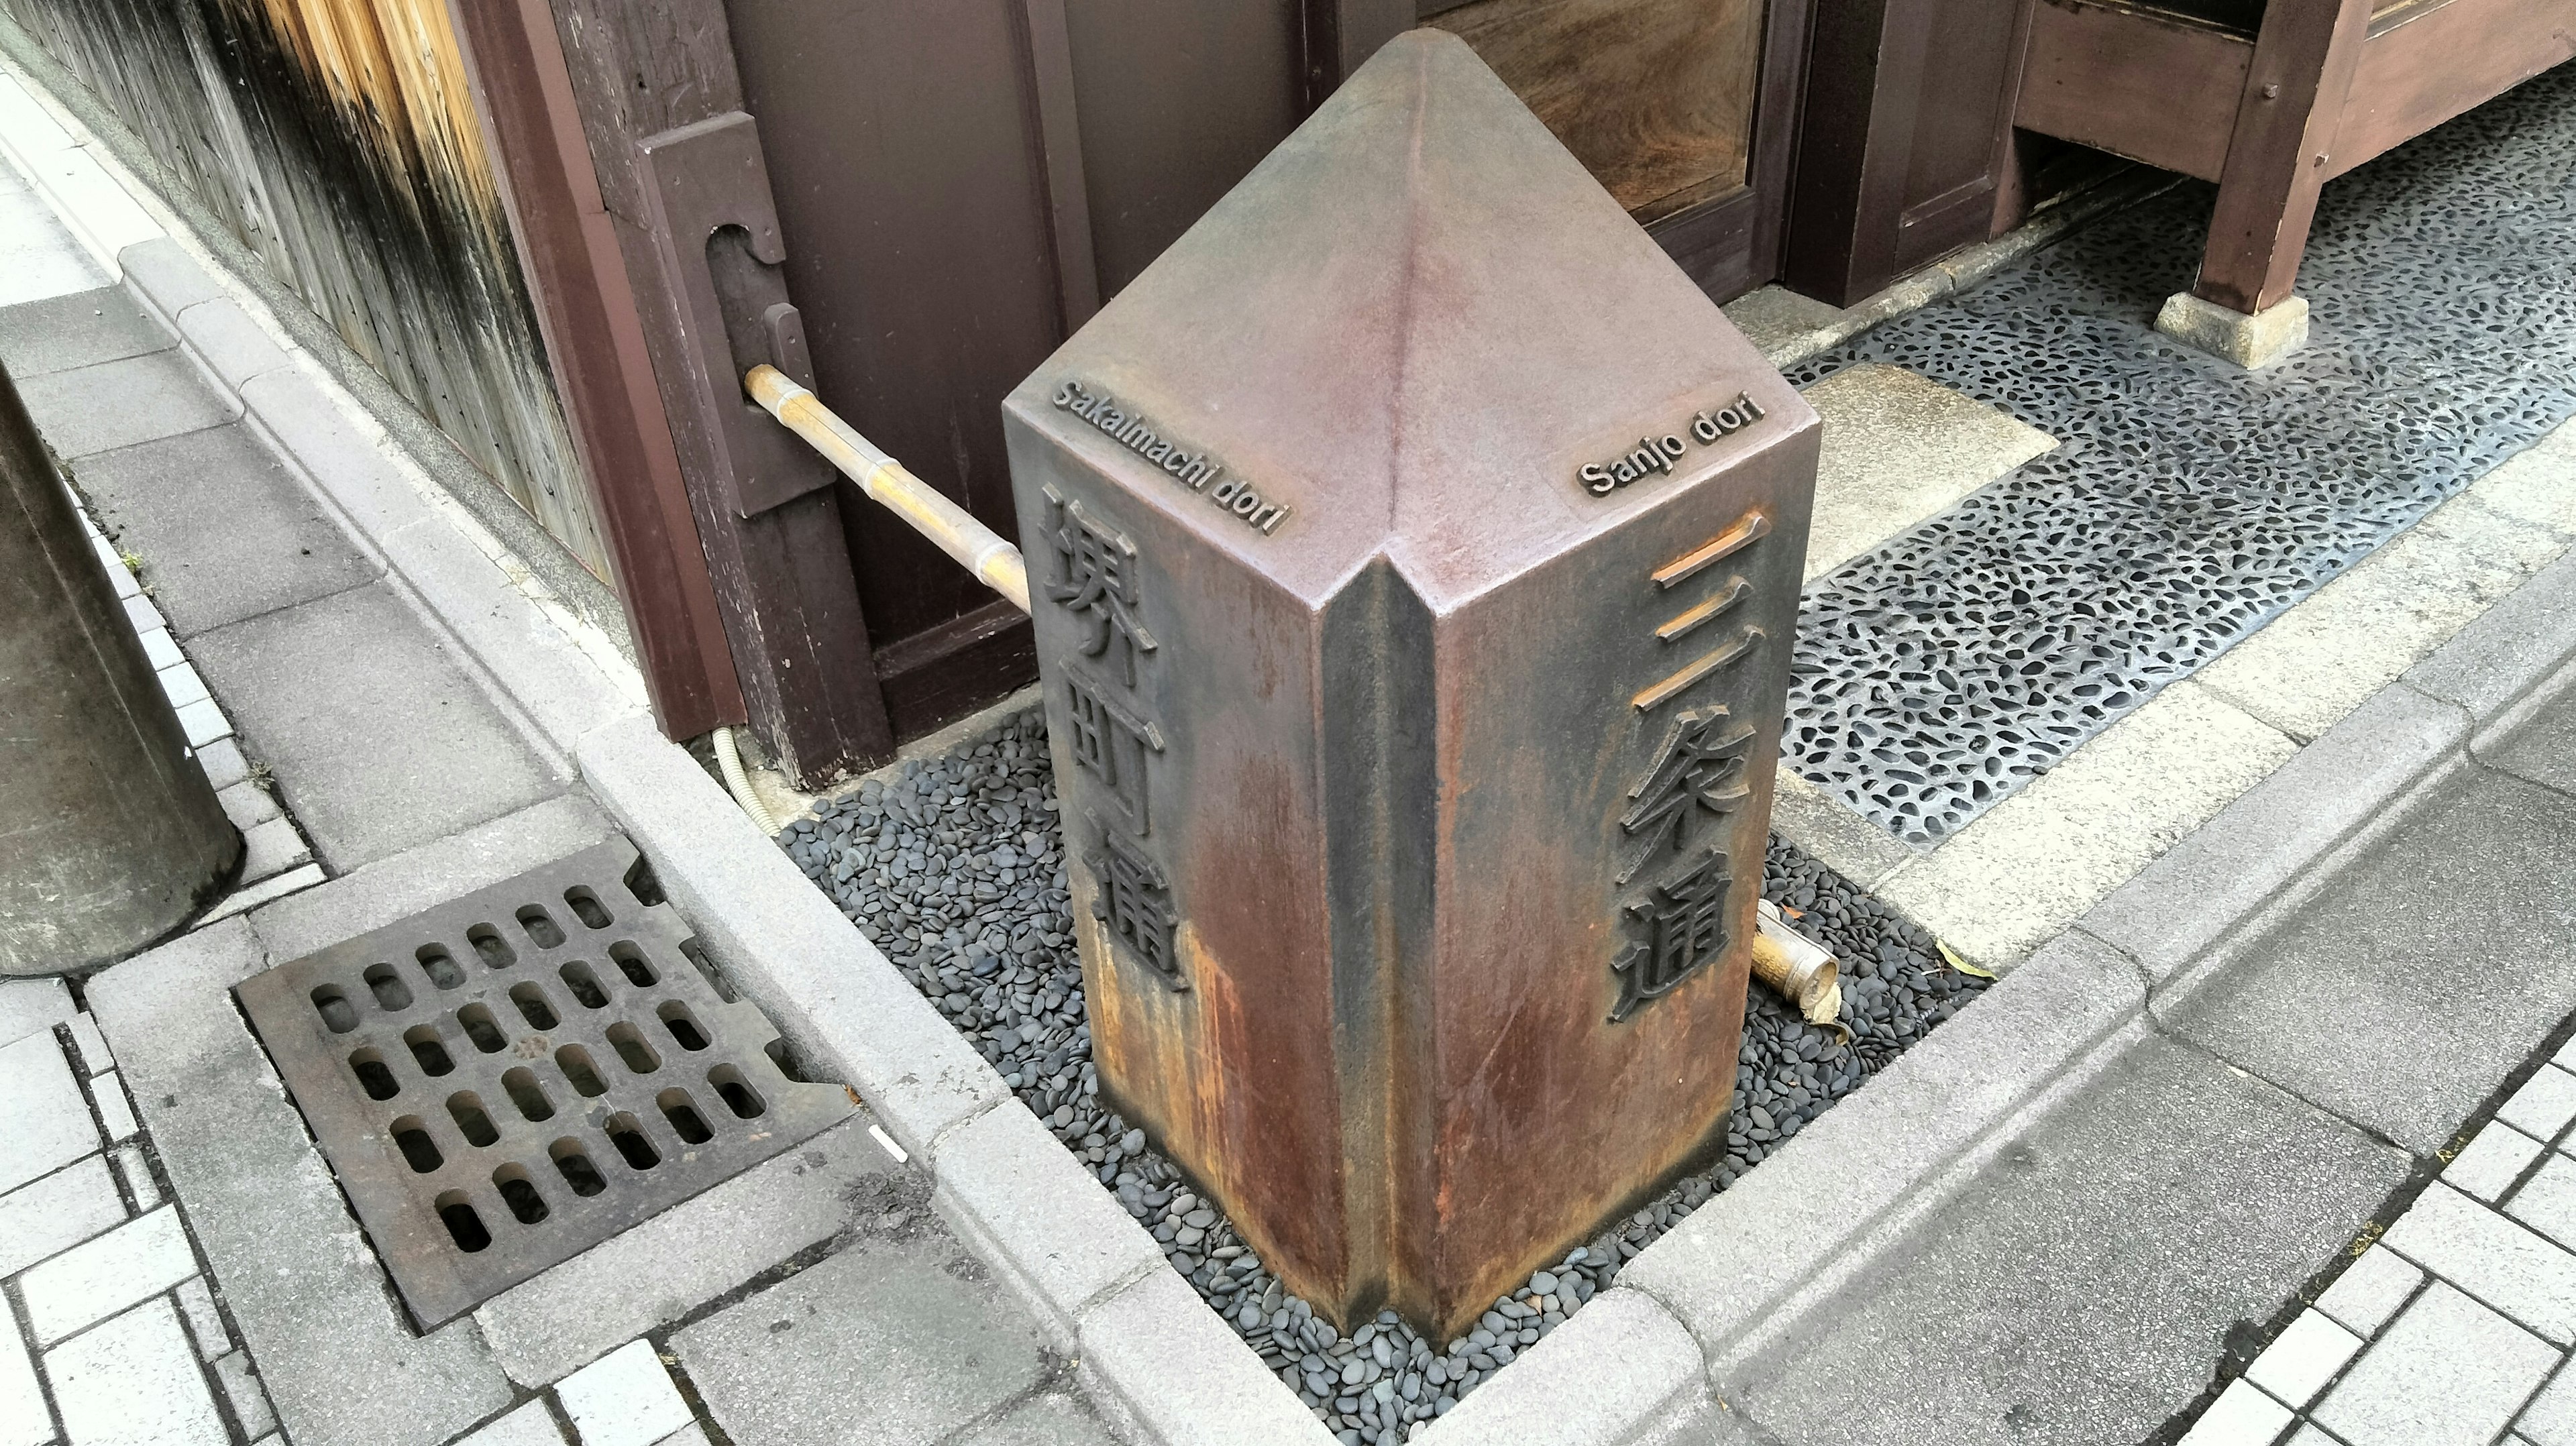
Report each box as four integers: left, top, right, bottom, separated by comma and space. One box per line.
1000, 32, 1819, 1338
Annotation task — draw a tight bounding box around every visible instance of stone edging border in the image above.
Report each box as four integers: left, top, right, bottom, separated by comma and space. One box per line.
21, 37, 2573, 1440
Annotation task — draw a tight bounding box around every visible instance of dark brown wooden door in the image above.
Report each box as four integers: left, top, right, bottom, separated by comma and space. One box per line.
1424, 0, 1817, 300
1782, 0, 2036, 304
714, 0, 1816, 746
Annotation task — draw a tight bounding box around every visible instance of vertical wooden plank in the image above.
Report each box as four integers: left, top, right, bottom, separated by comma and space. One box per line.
1018, 0, 1101, 332
0, 0, 609, 575
443, 0, 745, 740
1334, 0, 1413, 93
541, 0, 896, 782
2192, 0, 2373, 313
1781, 0, 2030, 305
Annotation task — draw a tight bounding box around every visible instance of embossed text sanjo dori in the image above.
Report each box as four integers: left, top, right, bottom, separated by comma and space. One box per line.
1052, 379, 1289, 535
1579, 392, 1767, 496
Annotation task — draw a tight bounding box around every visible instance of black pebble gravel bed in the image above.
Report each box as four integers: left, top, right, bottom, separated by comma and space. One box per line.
780, 708, 1990, 1443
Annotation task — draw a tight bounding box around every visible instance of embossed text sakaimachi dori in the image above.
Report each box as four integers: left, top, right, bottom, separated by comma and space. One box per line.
1578, 392, 1767, 496
1052, 379, 1289, 536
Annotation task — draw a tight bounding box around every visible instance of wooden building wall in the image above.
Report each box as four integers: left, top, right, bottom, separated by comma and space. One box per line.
1, 0, 607, 576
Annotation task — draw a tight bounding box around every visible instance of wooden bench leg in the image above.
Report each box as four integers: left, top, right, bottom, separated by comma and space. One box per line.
2163, 0, 2372, 362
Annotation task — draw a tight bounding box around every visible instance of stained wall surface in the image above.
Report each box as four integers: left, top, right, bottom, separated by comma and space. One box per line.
1, 0, 605, 577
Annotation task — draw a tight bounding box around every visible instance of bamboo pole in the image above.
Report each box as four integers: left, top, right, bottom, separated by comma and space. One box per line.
743, 364, 1030, 613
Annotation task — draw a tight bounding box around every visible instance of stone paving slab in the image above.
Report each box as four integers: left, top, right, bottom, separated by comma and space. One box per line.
673, 1231, 1077, 1446
17, 345, 233, 457
2485, 663, 2576, 797
42, 1298, 230, 1446
0, 1154, 123, 1276
2160, 765, 2576, 1154
965, 1390, 1124, 1446
0, 282, 164, 376
1722, 1031, 2409, 1446
0, 975, 70, 1046
2312, 1281, 2556, 1446
0, 168, 103, 306
85, 918, 515, 1446
0, 1026, 97, 1192
68, 421, 380, 637
472, 1117, 899, 1388
1799, 362, 2055, 583
241, 792, 608, 965
184, 579, 566, 871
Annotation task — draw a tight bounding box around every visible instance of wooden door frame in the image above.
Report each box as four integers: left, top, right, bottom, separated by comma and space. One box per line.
1645, 0, 1819, 301
458, 0, 898, 786
443, 0, 745, 744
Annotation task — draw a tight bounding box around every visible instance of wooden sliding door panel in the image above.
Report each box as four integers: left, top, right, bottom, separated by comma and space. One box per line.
725, 0, 1061, 662
2334, 0, 2576, 178
2017, 0, 2251, 180
1424, 0, 1766, 223
1059, 0, 1306, 296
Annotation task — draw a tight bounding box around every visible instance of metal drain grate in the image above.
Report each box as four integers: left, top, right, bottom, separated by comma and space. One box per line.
237, 837, 852, 1327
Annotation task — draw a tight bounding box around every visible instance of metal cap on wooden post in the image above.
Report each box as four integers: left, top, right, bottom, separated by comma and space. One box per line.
1001, 32, 1819, 1337
0, 364, 238, 974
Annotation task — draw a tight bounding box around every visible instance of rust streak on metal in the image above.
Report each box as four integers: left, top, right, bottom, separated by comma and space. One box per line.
1650, 510, 1771, 588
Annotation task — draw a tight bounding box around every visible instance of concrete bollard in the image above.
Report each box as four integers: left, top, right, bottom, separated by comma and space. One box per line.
0, 362, 238, 974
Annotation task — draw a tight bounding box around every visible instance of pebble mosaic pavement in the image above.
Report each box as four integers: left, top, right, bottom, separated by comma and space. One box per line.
782, 708, 1988, 1441
1786, 65, 2576, 844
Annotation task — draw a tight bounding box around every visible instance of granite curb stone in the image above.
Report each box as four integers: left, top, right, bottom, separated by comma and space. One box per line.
378, 515, 644, 758
1615, 928, 2145, 1364
1075, 1267, 1340, 1446
174, 296, 290, 390
928, 1097, 1166, 1349
13, 143, 160, 270
472, 1115, 894, 1387
237, 366, 440, 546
575, 714, 1013, 1160
2088, 680, 2469, 988
0, 70, 78, 158
1414, 1288, 1709, 1446
0, 975, 71, 1045
115, 235, 221, 317
2405, 544, 2576, 726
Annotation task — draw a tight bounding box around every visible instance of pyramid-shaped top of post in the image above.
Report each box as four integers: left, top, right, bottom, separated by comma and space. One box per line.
1012, 30, 1796, 612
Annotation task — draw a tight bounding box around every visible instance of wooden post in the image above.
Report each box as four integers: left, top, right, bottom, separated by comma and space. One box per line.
2192, 0, 2374, 315
443, 0, 745, 743
529, 0, 896, 785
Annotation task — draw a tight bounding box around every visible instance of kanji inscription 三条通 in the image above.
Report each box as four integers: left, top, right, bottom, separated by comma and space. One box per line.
1605, 508, 1770, 1021
1617, 706, 1754, 885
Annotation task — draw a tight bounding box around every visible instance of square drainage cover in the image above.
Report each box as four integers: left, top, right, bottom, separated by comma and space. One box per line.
237, 836, 852, 1327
